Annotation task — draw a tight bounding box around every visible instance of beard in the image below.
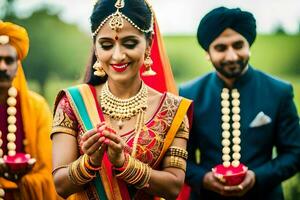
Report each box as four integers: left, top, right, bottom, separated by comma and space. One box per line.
213, 58, 249, 79
0, 71, 11, 81
0, 71, 13, 89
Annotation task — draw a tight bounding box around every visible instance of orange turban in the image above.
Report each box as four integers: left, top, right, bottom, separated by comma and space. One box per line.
0, 21, 29, 60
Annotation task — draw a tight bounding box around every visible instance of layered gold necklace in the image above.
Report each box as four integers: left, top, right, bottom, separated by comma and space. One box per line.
100, 81, 148, 130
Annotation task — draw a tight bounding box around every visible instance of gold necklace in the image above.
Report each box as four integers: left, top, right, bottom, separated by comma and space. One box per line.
100, 81, 148, 129
220, 88, 241, 168
0, 86, 18, 158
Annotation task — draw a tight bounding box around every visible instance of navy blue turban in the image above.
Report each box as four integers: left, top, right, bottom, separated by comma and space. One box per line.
197, 7, 257, 51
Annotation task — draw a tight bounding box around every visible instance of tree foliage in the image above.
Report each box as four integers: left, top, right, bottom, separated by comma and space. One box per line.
4, 9, 91, 94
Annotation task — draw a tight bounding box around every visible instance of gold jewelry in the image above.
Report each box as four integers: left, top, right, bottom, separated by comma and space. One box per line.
109, 0, 125, 32
97, 144, 103, 151
68, 156, 95, 185
221, 88, 241, 167
93, 61, 106, 77
92, 0, 154, 37
142, 51, 156, 76
163, 156, 187, 172
83, 154, 101, 171
52, 165, 69, 175
131, 106, 146, 157
115, 155, 152, 189
175, 116, 190, 140
166, 146, 188, 160
100, 81, 148, 129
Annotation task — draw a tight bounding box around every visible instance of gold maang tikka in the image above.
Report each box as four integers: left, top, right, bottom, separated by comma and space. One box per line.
109, 0, 125, 32
92, 0, 154, 37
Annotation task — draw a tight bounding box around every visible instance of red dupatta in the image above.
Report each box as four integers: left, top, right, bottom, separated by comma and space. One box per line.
141, 18, 192, 200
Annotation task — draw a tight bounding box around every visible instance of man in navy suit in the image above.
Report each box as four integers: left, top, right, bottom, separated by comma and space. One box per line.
180, 7, 300, 200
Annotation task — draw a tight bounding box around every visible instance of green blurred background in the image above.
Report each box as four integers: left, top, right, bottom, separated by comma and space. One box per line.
1, 2, 300, 199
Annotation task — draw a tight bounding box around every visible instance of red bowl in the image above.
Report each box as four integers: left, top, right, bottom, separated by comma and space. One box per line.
3, 153, 30, 171
212, 163, 248, 186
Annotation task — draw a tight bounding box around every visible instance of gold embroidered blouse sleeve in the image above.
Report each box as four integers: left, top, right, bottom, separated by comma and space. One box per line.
51, 95, 78, 138
175, 115, 190, 140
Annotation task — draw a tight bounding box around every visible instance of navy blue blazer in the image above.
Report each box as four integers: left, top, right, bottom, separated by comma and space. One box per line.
179, 66, 300, 200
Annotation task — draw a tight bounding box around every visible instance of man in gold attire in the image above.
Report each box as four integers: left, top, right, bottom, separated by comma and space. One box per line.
0, 21, 59, 199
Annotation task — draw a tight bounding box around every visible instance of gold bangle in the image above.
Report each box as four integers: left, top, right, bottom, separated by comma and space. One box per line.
79, 155, 96, 178
83, 154, 101, 171
136, 165, 152, 189
166, 146, 188, 160
116, 155, 152, 189
163, 156, 187, 172
68, 157, 95, 186
52, 165, 68, 175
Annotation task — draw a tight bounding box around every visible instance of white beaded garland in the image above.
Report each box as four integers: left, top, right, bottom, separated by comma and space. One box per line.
7, 115, 16, 124
220, 88, 242, 167
222, 123, 230, 131
222, 131, 230, 139
221, 100, 230, 107
222, 115, 230, 122
7, 133, 16, 142
232, 137, 241, 144
1, 86, 18, 160
232, 160, 240, 167
222, 154, 231, 161
7, 142, 16, 150
7, 97, 16, 106
232, 114, 241, 122
223, 161, 231, 167
8, 124, 17, 133
221, 107, 230, 115
222, 147, 231, 154
7, 107, 16, 115
8, 87, 17, 97
232, 107, 240, 114
232, 152, 241, 160
232, 122, 241, 129
232, 130, 241, 137
222, 139, 230, 146
232, 144, 241, 152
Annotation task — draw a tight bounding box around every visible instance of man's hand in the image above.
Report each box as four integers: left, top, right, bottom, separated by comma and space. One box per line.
203, 171, 227, 195
222, 170, 256, 197
0, 158, 36, 182
203, 170, 256, 197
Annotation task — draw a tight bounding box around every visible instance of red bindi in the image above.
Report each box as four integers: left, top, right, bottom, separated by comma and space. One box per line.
115, 35, 119, 40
